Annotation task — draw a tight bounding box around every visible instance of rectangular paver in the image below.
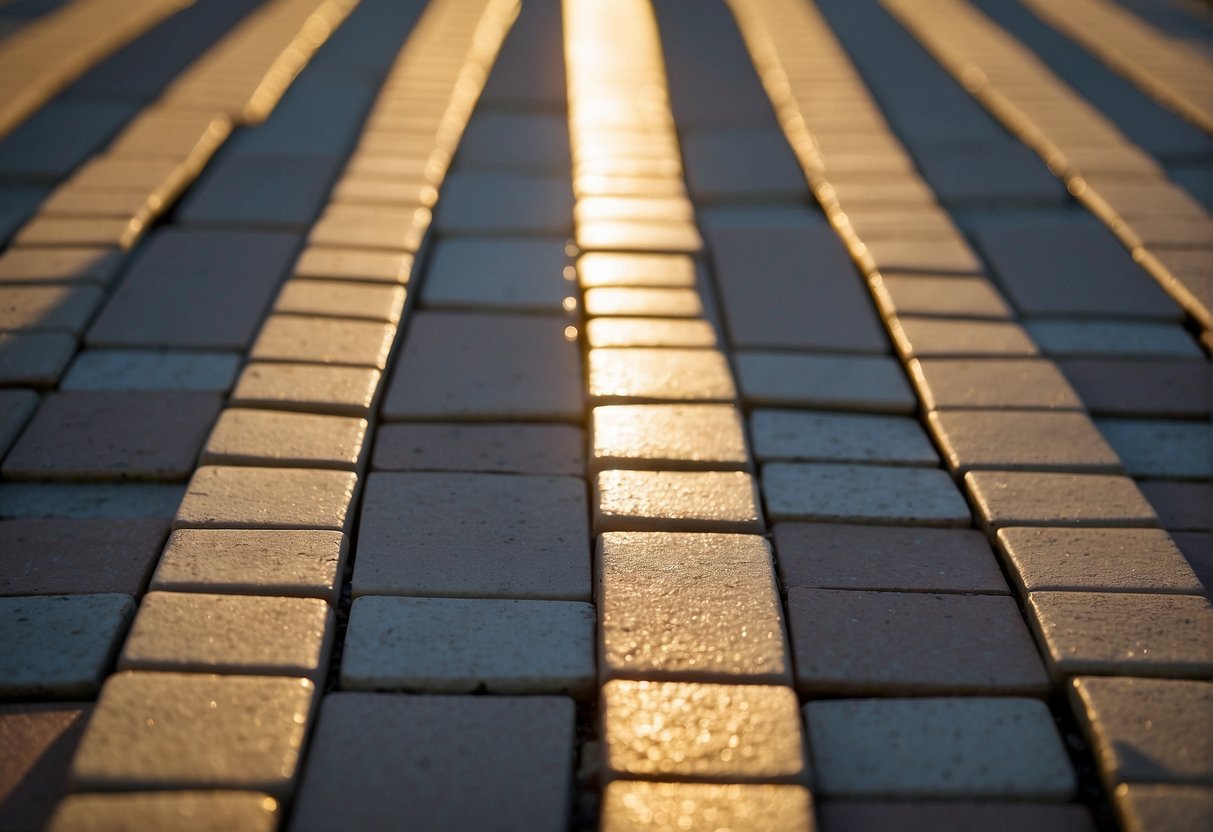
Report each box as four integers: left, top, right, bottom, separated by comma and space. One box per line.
763, 463, 970, 526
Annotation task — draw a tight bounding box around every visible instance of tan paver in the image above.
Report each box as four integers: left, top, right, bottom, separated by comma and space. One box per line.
15, 216, 144, 250
48, 792, 278, 832
1114, 784, 1213, 832
383, 312, 583, 420
587, 348, 736, 403
353, 472, 589, 600
891, 317, 1039, 358
0, 518, 167, 596
774, 523, 1009, 594
996, 528, 1203, 595
1070, 677, 1212, 789
0, 594, 134, 698
597, 532, 789, 683
1027, 591, 1213, 680
805, 698, 1075, 799
858, 237, 983, 275
70, 672, 315, 796
594, 469, 763, 534
584, 287, 702, 318
61, 350, 241, 392
928, 410, 1122, 474
966, 471, 1158, 528
600, 782, 814, 832
576, 252, 696, 288
787, 588, 1048, 695
341, 596, 595, 696
763, 463, 970, 526
734, 351, 914, 412
0, 247, 120, 285
751, 409, 936, 466
290, 693, 574, 832
0, 703, 91, 832
292, 246, 413, 284
591, 404, 748, 471
230, 363, 381, 417
372, 422, 584, 476
201, 409, 368, 470
175, 466, 357, 534
249, 316, 397, 369
273, 280, 406, 323
871, 274, 1013, 320
585, 316, 717, 348
910, 358, 1083, 410
308, 206, 429, 251
601, 680, 806, 783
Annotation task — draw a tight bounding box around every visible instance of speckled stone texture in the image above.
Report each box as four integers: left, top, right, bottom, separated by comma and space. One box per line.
601, 782, 814, 832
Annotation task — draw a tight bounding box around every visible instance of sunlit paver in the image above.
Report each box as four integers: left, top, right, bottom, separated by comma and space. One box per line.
927, 410, 1122, 474
870, 273, 1013, 320
909, 358, 1083, 410
230, 363, 381, 417
175, 466, 357, 533
201, 409, 369, 470
1114, 784, 1213, 832
965, 471, 1158, 528
594, 469, 763, 534
250, 316, 397, 369
591, 404, 749, 471
273, 281, 406, 324
48, 792, 279, 832
588, 348, 736, 403
600, 782, 814, 832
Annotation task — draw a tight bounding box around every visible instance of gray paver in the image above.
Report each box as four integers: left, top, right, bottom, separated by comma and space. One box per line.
966, 471, 1158, 528
1059, 359, 1210, 418
1026, 320, 1202, 359
60, 350, 241, 392
928, 410, 1122, 474
435, 170, 572, 233
751, 409, 936, 465
911, 358, 1083, 410
871, 274, 1013, 320
0, 483, 185, 519
373, 422, 584, 476
0, 331, 77, 387
0, 518, 167, 596
763, 463, 970, 526
353, 472, 589, 600
0, 388, 37, 456
1096, 419, 1212, 480
816, 802, 1095, 832
588, 348, 736, 403
273, 280, 405, 324
0, 703, 92, 832
585, 317, 718, 348
1138, 481, 1212, 531
0, 285, 105, 333
682, 127, 807, 202
735, 352, 915, 413
342, 596, 595, 695
422, 236, 570, 311
0, 247, 120, 286
891, 317, 1039, 358
291, 693, 574, 832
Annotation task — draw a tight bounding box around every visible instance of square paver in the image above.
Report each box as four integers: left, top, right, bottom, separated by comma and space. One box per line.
910, 358, 1083, 410
201, 409, 368, 470
734, 352, 914, 412
996, 528, 1203, 595
591, 404, 749, 471
870, 274, 1013, 320
353, 472, 588, 600
928, 410, 1122, 474
787, 588, 1048, 695
891, 318, 1039, 359
601, 680, 806, 783
0, 703, 92, 832
291, 693, 574, 832
594, 470, 763, 534
119, 592, 333, 680
587, 348, 736, 403
763, 463, 970, 526
805, 698, 1075, 799
774, 523, 1009, 594
1070, 676, 1212, 789
61, 350, 241, 392
750, 409, 936, 465
341, 596, 595, 696
48, 792, 278, 832
601, 782, 813, 832
86, 230, 298, 349
70, 672, 315, 796
422, 236, 570, 311
372, 422, 584, 476
230, 363, 381, 417
1096, 419, 1211, 480
2, 392, 222, 481
0, 594, 135, 698
175, 466, 357, 533
249, 316, 397, 369
585, 317, 718, 348
1027, 591, 1213, 680
965, 471, 1159, 528
382, 312, 582, 420
597, 532, 789, 683
0, 518, 167, 596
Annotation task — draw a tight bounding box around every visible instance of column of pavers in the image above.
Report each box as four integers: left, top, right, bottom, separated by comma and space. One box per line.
0, 0, 190, 137
1018, 0, 1213, 135
564, 1, 817, 829
882, 0, 1212, 345
724, 1, 1213, 830
286, 2, 594, 828
9, 1, 512, 829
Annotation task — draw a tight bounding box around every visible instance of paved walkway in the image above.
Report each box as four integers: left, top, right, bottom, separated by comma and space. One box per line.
0, 0, 1210, 830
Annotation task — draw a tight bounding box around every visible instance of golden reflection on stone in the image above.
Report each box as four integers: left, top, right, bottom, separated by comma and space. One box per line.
590, 404, 748, 470
601, 781, 813, 832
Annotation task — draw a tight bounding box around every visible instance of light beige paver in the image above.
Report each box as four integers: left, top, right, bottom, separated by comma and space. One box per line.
576, 252, 696, 288
585, 316, 717, 348
763, 463, 970, 526
70, 672, 315, 796
0, 331, 76, 387
1114, 784, 1213, 832
61, 350, 241, 392
583, 287, 703, 318
353, 472, 588, 600
890, 317, 1039, 358
0, 594, 134, 698
928, 410, 1122, 474
0, 703, 91, 832
787, 588, 1048, 695
600, 782, 814, 832
1096, 419, 1212, 480
591, 404, 748, 471
273, 280, 406, 324
249, 316, 397, 369
290, 693, 574, 832
805, 698, 1075, 799
0, 247, 120, 285
996, 528, 1203, 595
292, 246, 412, 284
421, 236, 570, 311
48, 792, 279, 832
774, 523, 1009, 594
308, 206, 430, 252
751, 409, 936, 466
151, 529, 345, 604
372, 422, 584, 476
1070, 677, 1212, 789
587, 348, 736, 403
858, 237, 983, 275
870, 273, 1013, 320
601, 680, 806, 783
230, 363, 381, 417
965, 471, 1158, 528
119, 592, 333, 680
1027, 591, 1213, 680
1025, 320, 1203, 359
382, 311, 583, 420
201, 409, 368, 470
341, 596, 595, 696
594, 469, 763, 534
597, 532, 789, 683
15, 216, 144, 250
734, 351, 915, 412
174, 466, 357, 533
910, 358, 1083, 410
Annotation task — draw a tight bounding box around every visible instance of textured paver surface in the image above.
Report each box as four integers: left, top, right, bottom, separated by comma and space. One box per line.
0, 0, 1209, 829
